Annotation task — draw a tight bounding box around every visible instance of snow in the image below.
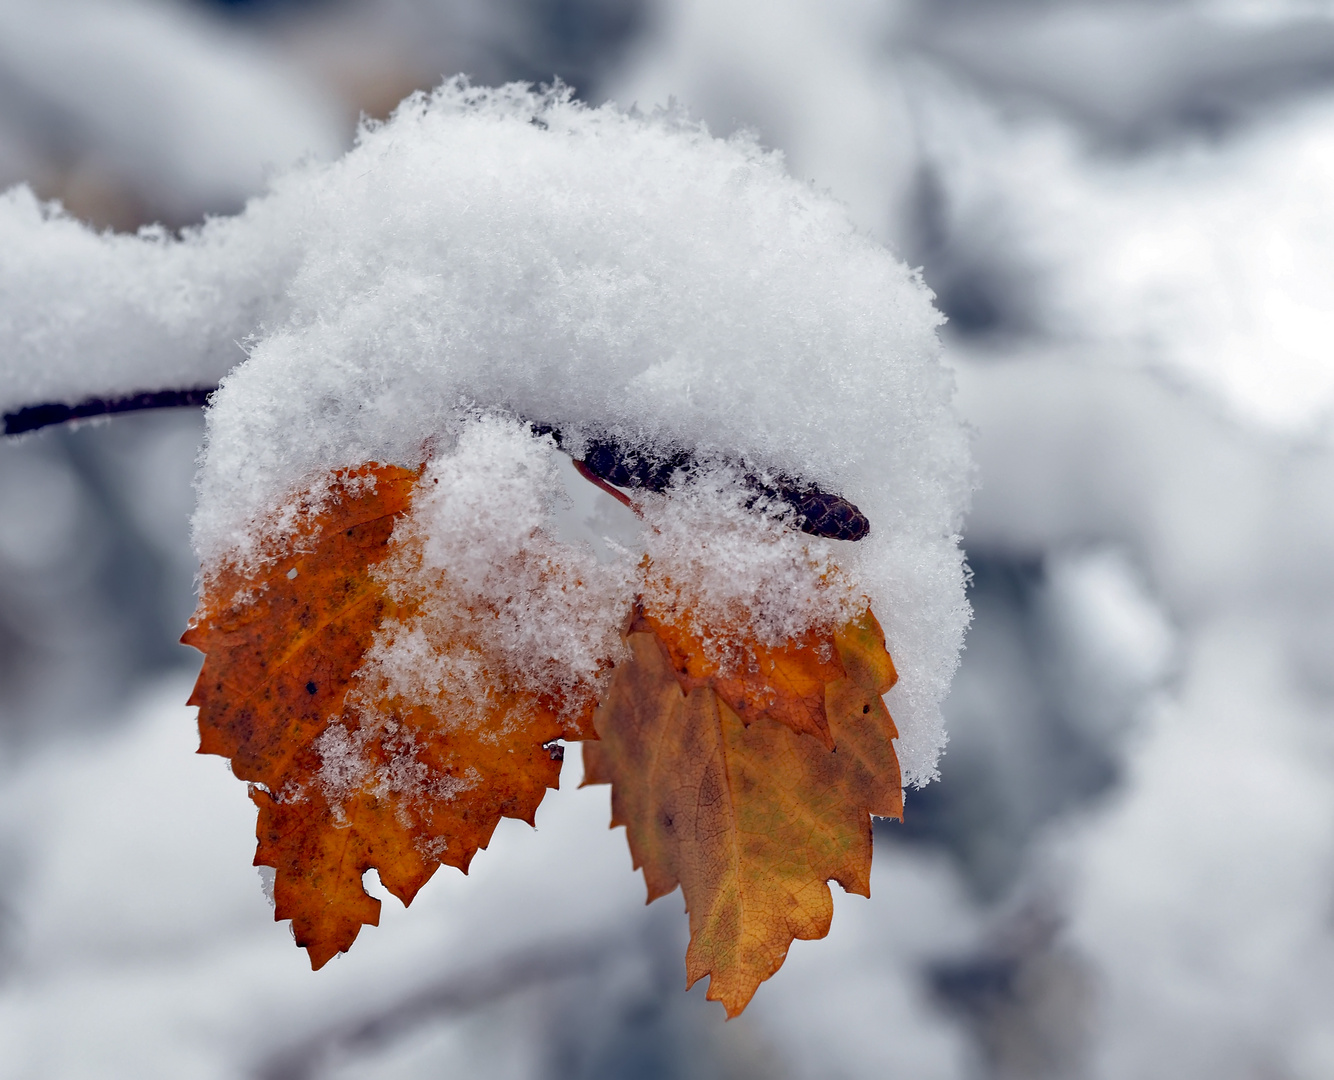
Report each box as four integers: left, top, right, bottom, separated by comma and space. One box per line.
605, 0, 920, 242
0, 182, 307, 422
175, 80, 968, 784
361, 418, 629, 723
637, 470, 862, 656
1062, 620, 1334, 1080
919, 83, 1334, 434
0, 76, 971, 781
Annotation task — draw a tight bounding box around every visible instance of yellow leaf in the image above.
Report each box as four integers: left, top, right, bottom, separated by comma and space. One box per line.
583, 607, 901, 1016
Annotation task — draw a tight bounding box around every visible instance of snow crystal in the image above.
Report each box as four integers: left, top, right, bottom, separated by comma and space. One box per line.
637, 469, 861, 658
314, 719, 477, 829
358, 416, 630, 719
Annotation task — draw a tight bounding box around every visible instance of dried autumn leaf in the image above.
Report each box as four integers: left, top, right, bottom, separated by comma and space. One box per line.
183, 465, 419, 792
182, 463, 585, 968
583, 606, 901, 1017
635, 606, 845, 749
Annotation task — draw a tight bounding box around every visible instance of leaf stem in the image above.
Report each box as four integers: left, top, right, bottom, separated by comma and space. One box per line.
571, 458, 643, 516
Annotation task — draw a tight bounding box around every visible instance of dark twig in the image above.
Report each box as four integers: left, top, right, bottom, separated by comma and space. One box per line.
2, 392, 869, 540
2, 387, 217, 435
547, 428, 870, 542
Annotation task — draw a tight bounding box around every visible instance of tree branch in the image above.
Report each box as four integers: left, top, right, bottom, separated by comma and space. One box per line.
3, 387, 217, 435
2, 391, 870, 540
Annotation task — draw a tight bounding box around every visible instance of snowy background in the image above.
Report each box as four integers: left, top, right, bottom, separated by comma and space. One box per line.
3, 1, 1334, 1077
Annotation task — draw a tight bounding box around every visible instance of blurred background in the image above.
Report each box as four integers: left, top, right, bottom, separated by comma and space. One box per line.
3, 1, 1334, 1077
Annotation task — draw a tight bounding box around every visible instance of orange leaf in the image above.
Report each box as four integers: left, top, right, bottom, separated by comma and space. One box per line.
636, 607, 845, 748
583, 606, 902, 1016
183, 465, 419, 790
182, 463, 579, 968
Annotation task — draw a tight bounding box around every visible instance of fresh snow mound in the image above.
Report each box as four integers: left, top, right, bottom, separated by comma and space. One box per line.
194, 80, 968, 784
2, 79, 967, 783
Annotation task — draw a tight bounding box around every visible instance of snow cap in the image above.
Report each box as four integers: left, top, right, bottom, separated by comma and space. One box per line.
192, 80, 970, 784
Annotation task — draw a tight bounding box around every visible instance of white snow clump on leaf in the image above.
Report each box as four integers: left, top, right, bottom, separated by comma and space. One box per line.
6, 79, 971, 784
